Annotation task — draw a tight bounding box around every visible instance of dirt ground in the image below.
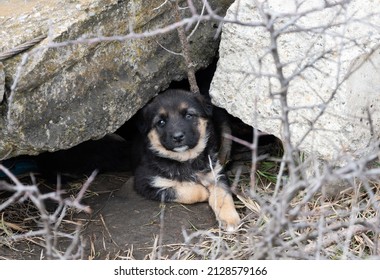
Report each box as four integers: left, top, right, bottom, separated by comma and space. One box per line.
78, 172, 218, 259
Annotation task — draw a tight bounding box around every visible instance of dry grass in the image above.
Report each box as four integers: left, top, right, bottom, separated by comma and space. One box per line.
162, 155, 380, 260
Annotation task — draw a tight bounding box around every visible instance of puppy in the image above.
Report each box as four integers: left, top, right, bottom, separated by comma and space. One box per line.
133, 89, 240, 231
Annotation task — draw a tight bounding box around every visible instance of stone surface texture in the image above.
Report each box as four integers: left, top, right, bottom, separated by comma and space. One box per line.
0, 0, 233, 159
210, 0, 380, 162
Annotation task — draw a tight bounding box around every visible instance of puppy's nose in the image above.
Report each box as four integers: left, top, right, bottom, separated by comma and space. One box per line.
172, 132, 185, 143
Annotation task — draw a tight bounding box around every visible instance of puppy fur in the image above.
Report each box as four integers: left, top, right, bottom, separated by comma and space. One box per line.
133, 89, 240, 231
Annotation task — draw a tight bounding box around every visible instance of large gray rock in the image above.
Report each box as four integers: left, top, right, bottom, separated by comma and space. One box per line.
0, 0, 233, 159
210, 0, 380, 163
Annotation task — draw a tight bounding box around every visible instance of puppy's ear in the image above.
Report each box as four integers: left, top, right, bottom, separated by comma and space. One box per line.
136, 107, 150, 134
195, 94, 213, 117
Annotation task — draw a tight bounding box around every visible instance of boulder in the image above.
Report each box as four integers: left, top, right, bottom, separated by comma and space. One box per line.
0, 0, 233, 159
210, 0, 380, 163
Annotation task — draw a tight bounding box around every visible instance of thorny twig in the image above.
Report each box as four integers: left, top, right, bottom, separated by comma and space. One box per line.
171, 0, 200, 94
0, 165, 94, 259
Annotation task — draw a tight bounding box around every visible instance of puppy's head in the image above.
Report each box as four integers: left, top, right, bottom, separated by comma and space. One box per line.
139, 89, 212, 162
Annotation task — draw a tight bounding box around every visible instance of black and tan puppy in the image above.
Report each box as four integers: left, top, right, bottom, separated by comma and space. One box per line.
133, 89, 240, 231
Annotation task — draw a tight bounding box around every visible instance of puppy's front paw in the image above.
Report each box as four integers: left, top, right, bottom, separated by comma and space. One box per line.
217, 207, 241, 232
208, 186, 241, 232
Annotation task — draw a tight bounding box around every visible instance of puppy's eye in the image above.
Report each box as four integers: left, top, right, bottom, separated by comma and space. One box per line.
185, 113, 193, 120
156, 119, 166, 127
